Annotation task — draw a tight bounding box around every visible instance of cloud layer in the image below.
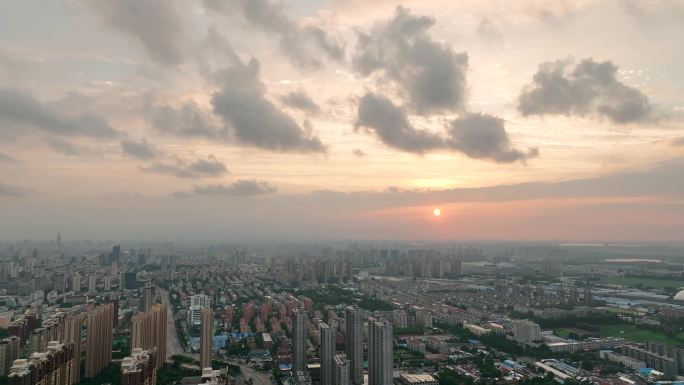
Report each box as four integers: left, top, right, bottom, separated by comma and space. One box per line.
140, 155, 228, 178
176, 179, 278, 197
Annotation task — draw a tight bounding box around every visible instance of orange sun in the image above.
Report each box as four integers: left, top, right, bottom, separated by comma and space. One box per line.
433, 208, 441, 216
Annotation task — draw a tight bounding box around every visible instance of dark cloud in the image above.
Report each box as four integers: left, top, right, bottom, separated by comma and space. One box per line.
0, 182, 31, 197
355, 93, 535, 163
78, 0, 184, 65
175, 179, 278, 197
518, 58, 654, 124
352, 7, 468, 114
121, 139, 161, 160
673, 137, 684, 147
0, 87, 118, 138
45, 137, 99, 157
146, 101, 222, 139
203, 0, 343, 69
280, 91, 320, 114
0, 153, 15, 162
446, 113, 539, 163
140, 155, 228, 178
211, 58, 326, 153
352, 149, 366, 157
355, 93, 444, 154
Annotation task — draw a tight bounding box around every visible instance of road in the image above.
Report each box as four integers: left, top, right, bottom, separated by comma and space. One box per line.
237, 364, 273, 385
157, 287, 185, 358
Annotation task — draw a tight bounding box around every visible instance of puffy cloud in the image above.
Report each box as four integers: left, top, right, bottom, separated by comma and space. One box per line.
140, 155, 228, 178
121, 139, 161, 160
352, 149, 366, 157
0, 87, 118, 138
280, 91, 320, 114
175, 179, 278, 197
0, 182, 31, 197
146, 101, 223, 139
45, 137, 100, 157
355, 93, 535, 163
352, 7, 468, 114
518, 58, 654, 124
77, 0, 184, 65
203, 0, 344, 69
446, 113, 539, 163
355, 93, 443, 153
211, 58, 326, 153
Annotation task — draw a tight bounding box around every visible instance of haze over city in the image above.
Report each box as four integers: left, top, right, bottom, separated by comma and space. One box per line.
1, 0, 683, 242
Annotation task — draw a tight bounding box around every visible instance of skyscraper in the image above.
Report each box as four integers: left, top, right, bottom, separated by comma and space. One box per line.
132, 304, 167, 368
292, 309, 308, 373
200, 308, 213, 369
345, 307, 362, 385
368, 317, 392, 385
0, 336, 19, 376
334, 354, 350, 385
64, 314, 84, 384
141, 284, 155, 313
85, 303, 113, 378
320, 323, 335, 385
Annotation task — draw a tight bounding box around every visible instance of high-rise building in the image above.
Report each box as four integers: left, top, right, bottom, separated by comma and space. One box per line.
121, 348, 158, 385
368, 317, 393, 385
111, 245, 121, 264
141, 284, 155, 313
85, 303, 113, 378
345, 307, 363, 385
57, 233, 61, 249
131, 304, 168, 368
72, 274, 81, 293
200, 308, 213, 369
64, 314, 84, 384
512, 320, 541, 345
53, 273, 66, 294
320, 323, 335, 385
0, 336, 20, 376
292, 309, 308, 373
334, 354, 350, 385
88, 275, 97, 294
8, 341, 75, 385
392, 310, 407, 329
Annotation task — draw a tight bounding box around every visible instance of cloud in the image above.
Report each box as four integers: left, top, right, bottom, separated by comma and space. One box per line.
203, 0, 344, 69
352, 7, 469, 114
146, 100, 222, 139
518, 58, 654, 124
175, 179, 278, 197
0, 153, 15, 162
0, 182, 31, 197
77, 0, 184, 65
280, 91, 320, 114
673, 137, 684, 147
352, 149, 366, 157
211, 58, 326, 153
446, 113, 539, 163
355, 93, 443, 153
0, 87, 118, 138
45, 137, 99, 157
140, 155, 228, 178
355, 93, 535, 163
121, 139, 161, 160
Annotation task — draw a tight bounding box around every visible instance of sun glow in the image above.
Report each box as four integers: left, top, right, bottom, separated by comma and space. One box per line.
433, 208, 441, 216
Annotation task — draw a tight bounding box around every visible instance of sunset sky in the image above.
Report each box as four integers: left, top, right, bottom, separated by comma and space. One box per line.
1, 0, 683, 242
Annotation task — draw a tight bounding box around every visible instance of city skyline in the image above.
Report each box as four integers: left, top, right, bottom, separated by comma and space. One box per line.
0, 1, 683, 242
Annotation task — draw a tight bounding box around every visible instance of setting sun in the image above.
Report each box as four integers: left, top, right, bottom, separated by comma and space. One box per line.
433, 208, 441, 216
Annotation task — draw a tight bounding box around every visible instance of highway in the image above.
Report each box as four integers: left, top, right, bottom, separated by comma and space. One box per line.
157, 287, 185, 358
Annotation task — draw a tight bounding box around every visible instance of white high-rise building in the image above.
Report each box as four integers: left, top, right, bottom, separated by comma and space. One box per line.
392, 310, 407, 329
72, 274, 81, 292
293, 309, 308, 372
334, 354, 350, 385
345, 307, 363, 385
512, 320, 541, 345
320, 323, 335, 385
368, 317, 392, 385
190, 294, 211, 308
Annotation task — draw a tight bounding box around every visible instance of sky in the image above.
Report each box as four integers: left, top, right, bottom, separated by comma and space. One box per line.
0, 0, 683, 242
